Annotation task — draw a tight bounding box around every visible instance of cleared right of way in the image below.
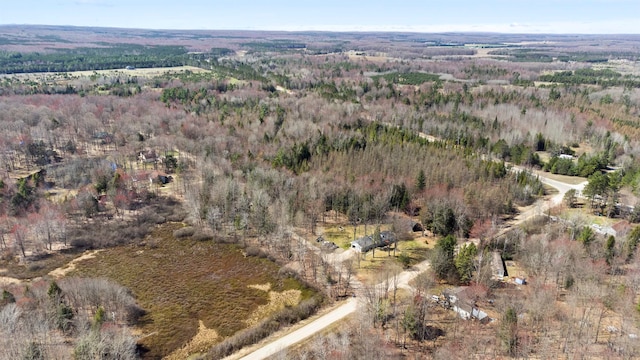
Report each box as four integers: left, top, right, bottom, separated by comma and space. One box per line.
236, 298, 357, 360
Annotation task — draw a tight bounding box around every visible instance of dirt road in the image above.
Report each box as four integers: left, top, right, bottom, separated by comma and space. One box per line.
512, 165, 588, 222
232, 257, 430, 360
232, 165, 585, 360
537, 173, 587, 206
232, 298, 358, 360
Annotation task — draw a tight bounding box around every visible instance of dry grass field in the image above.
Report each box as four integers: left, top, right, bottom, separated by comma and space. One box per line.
70, 222, 314, 359
0, 249, 83, 280
0, 65, 208, 83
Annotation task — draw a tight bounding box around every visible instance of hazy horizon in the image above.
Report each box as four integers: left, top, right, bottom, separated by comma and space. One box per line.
1, 0, 639, 35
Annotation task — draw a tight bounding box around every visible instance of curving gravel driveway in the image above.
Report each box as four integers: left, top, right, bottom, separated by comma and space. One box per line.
232, 164, 585, 360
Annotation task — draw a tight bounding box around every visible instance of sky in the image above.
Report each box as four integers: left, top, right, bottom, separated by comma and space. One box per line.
1, 0, 639, 34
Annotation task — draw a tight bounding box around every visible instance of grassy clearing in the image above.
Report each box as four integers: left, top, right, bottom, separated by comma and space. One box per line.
354, 235, 431, 284
70, 222, 313, 359
399, 237, 434, 257
47, 249, 102, 278
535, 151, 552, 164
165, 320, 219, 360
320, 223, 391, 249
0, 66, 208, 83
244, 287, 301, 327
560, 208, 618, 227
320, 227, 353, 249
399, 237, 433, 270
0, 248, 84, 279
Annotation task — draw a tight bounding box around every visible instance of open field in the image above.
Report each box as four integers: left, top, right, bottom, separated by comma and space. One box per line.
560, 207, 619, 228
352, 235, 432, 285
0, 65, 208, 82
318, 223, 391, 249
0, 249, 84, 280
70, 222, 314, 359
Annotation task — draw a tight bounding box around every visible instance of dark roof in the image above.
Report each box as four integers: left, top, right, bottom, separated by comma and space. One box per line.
379, 231, 396, 244
351, 231, 397, 252
352, 235, 375, 251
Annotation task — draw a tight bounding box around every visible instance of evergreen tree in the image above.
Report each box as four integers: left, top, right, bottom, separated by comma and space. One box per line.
535, 132, 546, 151
431, 235, 458, 282
455, 242, 477, 283
605, 235, 615, 265
47, 281, 62, 301
415, 169, 426, 192
626, 226, 640, 261
578, 226, 595, 248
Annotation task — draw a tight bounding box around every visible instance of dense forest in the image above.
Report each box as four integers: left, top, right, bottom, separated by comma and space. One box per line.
1, 26, 640, 359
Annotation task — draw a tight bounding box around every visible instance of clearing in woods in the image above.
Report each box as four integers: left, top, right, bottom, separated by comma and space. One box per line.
69, 222, 315, 359
0, 65, 208, 82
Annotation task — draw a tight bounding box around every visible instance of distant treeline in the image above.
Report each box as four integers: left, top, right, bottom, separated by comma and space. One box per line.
538, 68, 640, 88
371, 72, 441, 85
243, 41, 306, 52
489, 49, 617, 63
0, 44, 219, 74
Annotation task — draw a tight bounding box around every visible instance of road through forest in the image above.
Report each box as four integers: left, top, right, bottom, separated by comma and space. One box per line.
231, 258, 431, 360
512, 166, 587, 225
231, 166, 587, 360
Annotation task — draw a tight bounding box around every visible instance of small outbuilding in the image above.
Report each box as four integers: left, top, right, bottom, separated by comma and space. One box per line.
491, 251, 508, 279
149, 170, 172, 185
443, 287, 491, 323
351, 235, 375, 252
